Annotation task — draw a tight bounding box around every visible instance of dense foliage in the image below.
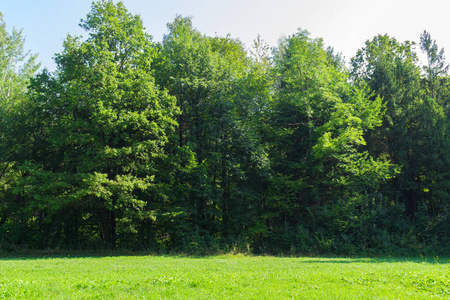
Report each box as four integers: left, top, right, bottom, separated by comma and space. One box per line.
1, 1, 449, 255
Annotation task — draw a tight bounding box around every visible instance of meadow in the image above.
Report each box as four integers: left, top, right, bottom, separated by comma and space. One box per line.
0, 255, 449, 299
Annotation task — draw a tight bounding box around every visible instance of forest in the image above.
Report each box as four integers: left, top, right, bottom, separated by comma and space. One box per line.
1, 1, 449, 255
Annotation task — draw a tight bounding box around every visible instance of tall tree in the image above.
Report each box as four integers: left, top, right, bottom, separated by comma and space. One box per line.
263, 30, 391, 251
420, 30, 449, 98
418, 31, 450, 217
0, 12, 39, 244
0, 12, 39, 178
154, 16, 270, 245
16, 0, 178, 248
351, 34, 449, 218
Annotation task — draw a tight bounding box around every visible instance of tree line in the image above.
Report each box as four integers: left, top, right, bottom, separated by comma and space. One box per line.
1, 1, 449, 255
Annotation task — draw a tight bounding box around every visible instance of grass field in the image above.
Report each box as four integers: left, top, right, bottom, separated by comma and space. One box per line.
0, 254, 449, 299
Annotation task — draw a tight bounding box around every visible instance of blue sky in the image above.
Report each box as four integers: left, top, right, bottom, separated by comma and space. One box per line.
2, 0, 448, 70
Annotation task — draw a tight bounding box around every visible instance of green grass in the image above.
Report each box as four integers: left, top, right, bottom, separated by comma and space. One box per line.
0, 254, 449, 299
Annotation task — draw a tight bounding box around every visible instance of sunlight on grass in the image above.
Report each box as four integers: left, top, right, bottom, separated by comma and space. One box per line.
0, 255, 449, 299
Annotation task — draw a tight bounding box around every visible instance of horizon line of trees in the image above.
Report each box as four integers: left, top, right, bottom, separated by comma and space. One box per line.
1, 1, 449, 255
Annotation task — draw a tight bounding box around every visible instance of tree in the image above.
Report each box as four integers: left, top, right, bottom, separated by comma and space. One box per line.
351, 34, 450, 219
263, 30, 391, 252
15, 0, 178, 249
420, 30, 449, 98
154, 16, 271, 246
0, 11, 39, 179
418, 32, 450, 218
0, 12, 39, 246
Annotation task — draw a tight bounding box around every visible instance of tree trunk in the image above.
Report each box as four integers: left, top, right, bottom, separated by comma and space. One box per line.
101, 208, 115, 249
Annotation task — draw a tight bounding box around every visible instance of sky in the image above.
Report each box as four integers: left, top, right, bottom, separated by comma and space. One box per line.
2, 0, 449, 71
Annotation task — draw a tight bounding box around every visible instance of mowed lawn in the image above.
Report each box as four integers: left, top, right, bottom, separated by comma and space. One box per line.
0, 255, 449, 299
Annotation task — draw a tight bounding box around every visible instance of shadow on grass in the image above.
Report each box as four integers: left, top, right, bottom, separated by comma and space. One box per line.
0, 251, 448, 264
